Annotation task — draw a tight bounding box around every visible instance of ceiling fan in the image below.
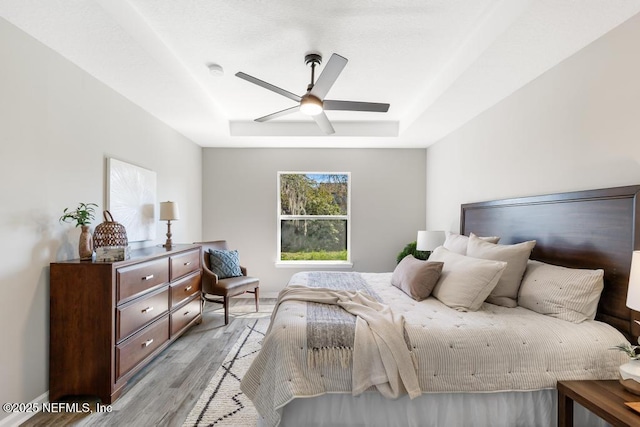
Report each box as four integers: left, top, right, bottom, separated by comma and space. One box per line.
235, 53, 390, 135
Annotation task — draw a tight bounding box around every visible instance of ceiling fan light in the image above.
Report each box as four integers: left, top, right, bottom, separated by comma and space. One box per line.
300, 95, 323, 116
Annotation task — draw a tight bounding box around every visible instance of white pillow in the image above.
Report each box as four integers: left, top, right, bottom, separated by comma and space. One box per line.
518, 260, 604, 323
443, 231, 500, 255
430, 246, 507, 312
466, 234, 536, 308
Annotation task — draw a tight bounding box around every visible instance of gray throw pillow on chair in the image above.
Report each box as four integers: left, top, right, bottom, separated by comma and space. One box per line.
209, 249, 243, 279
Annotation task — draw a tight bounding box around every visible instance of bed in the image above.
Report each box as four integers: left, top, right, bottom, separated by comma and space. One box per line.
241, 185, 640, 427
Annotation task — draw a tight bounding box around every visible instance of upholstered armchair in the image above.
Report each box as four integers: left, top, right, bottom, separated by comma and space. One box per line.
195, 240, 259, 325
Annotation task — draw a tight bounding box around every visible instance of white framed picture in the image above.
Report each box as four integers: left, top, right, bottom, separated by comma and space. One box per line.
106, 158, 157, 242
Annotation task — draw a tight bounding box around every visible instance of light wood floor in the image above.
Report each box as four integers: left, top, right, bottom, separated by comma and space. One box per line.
22, 298, 274, 427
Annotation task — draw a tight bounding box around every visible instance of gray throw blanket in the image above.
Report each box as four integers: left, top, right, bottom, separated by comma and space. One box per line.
304, 272, 380, 366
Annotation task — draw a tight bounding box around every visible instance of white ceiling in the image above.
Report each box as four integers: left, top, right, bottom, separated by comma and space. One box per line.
1, 1, 639, 148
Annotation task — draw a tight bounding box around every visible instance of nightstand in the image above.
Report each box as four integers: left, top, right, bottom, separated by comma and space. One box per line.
557, 380, 640, 427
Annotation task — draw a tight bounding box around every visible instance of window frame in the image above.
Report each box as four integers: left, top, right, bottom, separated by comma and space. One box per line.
276, 171, 352, 267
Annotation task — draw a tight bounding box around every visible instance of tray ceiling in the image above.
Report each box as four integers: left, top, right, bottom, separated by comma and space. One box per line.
1, 0, 639, 147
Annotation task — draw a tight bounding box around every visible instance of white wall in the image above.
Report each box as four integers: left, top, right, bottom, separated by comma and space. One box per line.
0, 18, 202, 422
202, 148, 426, 296
426, 12, 640, 232
10, 4, 639, 420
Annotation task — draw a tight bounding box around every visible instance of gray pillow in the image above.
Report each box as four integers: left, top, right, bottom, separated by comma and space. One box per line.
466, 234, 536, 308
209, 249, 243, 279
391, 255, 444, 301
430, 246, 507, 311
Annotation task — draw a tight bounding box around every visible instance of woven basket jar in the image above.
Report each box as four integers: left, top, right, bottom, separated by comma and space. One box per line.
93, 211, 128, 248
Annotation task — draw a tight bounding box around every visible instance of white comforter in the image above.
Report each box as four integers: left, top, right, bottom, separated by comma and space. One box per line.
241, 272, 629, 427
269, 284, 421, 400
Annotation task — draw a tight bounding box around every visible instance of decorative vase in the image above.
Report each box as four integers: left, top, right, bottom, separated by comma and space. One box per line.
619, 359, 640, 395
79, 225, 94, 260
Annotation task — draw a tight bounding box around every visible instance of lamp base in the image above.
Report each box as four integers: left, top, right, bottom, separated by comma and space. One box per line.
620, 360, 640, 395
163, 220, 173, 249
620, 378, 640, 395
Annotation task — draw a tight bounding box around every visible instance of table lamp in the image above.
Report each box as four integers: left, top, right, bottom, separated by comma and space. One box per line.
416, 230, 445, 252
626, 251, 640, 312
620, 251, 640, 394
160, 201, 180, 248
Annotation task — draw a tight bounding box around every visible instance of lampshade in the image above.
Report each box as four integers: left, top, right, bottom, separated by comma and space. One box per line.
416, 230, 445, 251
159, 201, 180, 221
626, 251, 640, 311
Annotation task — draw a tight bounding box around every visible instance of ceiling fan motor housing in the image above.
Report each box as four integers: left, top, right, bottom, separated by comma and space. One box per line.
304, 53, 322, 66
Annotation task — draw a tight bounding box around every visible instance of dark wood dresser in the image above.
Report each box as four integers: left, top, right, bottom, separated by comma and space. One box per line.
49, 244, 202, 404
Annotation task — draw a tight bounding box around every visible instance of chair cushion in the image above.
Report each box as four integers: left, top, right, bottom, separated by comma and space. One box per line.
209, 249, 243, 279
212, 275, 260, 296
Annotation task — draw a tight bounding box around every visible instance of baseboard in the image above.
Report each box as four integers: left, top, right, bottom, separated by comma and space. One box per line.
0, 391, 48, 427
259, 291, 278, 299
233, 293, 278, 299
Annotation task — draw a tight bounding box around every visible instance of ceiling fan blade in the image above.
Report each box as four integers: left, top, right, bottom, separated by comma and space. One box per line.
312, 111, 335, 135
309, 53, 348, 99
235, 72, 302, 102
323, 100, 390, 112
255, 105, 300, 122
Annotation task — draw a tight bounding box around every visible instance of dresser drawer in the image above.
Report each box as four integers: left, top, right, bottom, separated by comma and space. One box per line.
170, 249, 201, 281
117, 258, 169, 304
171, 297, 201, 337
116, 287, 169, 342
116, 316, 169, 379
170, 272, 201, 308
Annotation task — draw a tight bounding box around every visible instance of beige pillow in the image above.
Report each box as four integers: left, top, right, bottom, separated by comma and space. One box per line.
518, 260, 604, 323
443, 232, 500, 255
430, 246, 507, 311
391, 255, 444, 301
466, 234, 536, 308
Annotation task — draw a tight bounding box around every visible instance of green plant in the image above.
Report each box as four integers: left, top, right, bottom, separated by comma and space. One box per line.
611, 342, 640, 360
60, 202, 98, 227
396, 241, 430, 264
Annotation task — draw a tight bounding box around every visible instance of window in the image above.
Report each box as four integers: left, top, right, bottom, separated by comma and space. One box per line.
277, 172, 351, 264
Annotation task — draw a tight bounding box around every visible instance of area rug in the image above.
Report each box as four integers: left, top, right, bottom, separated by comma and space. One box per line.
183, 318, 269, 426
211, 304, 275, 320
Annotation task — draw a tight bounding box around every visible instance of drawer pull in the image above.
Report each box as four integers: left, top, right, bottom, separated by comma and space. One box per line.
142, 339, 154, 348
183, 311, 190, 316
184, 261, 191, 266
185, 285, 192, 292
142, 274, 154, 281
142, 306, 154, 314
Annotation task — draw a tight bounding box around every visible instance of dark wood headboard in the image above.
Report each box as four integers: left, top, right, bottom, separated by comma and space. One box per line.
460, 185, 640, 340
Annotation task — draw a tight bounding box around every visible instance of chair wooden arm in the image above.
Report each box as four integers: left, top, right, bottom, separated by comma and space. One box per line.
202, 263, 219, 284
203, 263, 247, 281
